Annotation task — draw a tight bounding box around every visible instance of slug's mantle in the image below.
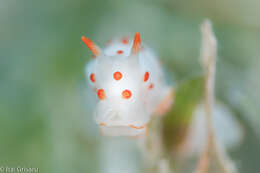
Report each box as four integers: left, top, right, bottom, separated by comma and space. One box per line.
82, 33, 173, 136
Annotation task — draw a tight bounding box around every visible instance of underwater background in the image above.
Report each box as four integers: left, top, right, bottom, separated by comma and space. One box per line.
0, 0, 260, 172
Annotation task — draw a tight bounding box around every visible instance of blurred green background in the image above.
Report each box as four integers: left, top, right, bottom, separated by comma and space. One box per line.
0, 0, 260, 173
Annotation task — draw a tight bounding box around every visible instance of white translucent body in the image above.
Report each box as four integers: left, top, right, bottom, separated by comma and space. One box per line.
86, 38, 171, 136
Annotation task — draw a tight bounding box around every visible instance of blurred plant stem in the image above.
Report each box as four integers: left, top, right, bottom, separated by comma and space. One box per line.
141, 19, 240, 173
194, 20, 237, 173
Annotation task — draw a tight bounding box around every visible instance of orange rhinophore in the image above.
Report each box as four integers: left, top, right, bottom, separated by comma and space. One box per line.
132, 32, 141, 54
81, 36, 101, 57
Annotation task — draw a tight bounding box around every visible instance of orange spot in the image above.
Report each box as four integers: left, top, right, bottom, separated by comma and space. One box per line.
148, 83, 154, 90
122, 89, 132, 99
144, 72, 149, 82
113, 71, 122, 80
129, 125, 145, 129
89, 73, 96, 83
121, 37, 129, 44
99, 122, 106, 126
90, 73, 95, 82
117, 50, 124, 54
97, 89, 106, 100
81, 36, 100, 57
132, 32, 141, 54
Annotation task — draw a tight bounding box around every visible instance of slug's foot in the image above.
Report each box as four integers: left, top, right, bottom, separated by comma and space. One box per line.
99, 124, 148, 137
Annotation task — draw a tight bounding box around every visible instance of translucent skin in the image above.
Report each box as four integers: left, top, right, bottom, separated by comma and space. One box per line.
85, 36, 172, 136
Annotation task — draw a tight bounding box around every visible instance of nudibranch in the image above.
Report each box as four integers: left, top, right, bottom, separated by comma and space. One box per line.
82, 33, 173, 136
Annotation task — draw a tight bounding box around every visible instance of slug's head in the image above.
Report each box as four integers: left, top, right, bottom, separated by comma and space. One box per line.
83, 33, 154, 136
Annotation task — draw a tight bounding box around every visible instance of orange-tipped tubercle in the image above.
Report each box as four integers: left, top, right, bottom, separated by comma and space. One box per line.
81, 36, 101, 57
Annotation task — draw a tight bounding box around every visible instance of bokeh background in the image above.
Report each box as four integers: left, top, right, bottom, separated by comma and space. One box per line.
0, 0, 260, 173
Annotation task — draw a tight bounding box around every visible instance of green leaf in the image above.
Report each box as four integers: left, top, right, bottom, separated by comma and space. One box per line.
162, 75, 205, 150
